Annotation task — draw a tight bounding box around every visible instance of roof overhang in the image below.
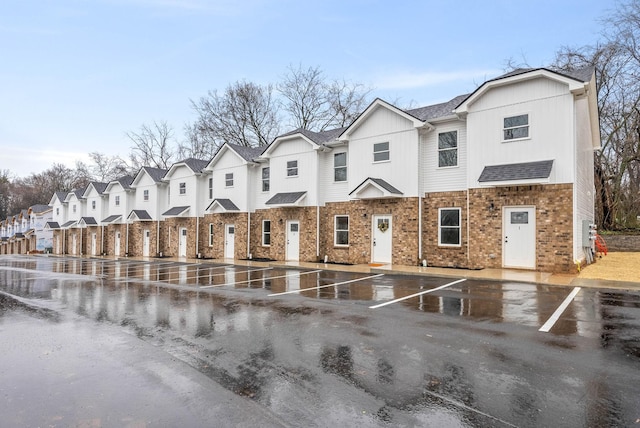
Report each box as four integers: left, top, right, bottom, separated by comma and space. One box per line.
265, 192, 307, 207
61, 220, 78, 229
128, 210, 153, 221
260, 134, 317, 159
477, 160, 554, 187
206, 199, 240, 214
349, 178, 403, 200
44, 222, 60, 230
162, 206, 191, 217
78, 217, 98, 227
102, 215, 123, 224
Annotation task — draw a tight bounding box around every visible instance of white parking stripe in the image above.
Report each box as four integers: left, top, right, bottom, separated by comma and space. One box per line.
268, 274, 385, 297
200, 269, 321, 289
538, 286, 581, 332
369, 278, 467, 309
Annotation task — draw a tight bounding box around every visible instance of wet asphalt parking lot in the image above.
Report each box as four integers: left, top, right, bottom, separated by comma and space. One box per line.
0, 255, 639, 427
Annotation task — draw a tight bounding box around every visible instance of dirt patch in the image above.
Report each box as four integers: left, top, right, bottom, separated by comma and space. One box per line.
578, 252, 640, 282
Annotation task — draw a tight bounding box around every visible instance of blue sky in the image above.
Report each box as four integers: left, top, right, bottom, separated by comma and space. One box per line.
1, 0, 613, 178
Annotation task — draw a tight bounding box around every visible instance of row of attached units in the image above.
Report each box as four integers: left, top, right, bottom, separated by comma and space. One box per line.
7, 67, 601, 273
0, 205, 54, 254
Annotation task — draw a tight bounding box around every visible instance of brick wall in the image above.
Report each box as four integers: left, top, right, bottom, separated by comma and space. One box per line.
201, 213, 249, 259
320, 198, 420, 266
160, 217, 197, 258
250, 207, 318, 261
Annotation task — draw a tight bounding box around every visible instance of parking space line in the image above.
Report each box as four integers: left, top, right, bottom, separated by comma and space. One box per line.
369, 278, 467, 309
200, 268, 320, 289
539, 286, 581, 333
268, 273, 384, 297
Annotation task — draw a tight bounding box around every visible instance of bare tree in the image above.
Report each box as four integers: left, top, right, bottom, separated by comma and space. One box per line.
178, 122, 218, 160
127, 120, 177, 170
553, 0, 640, 230
189, 81, 280, 148
87, 152, 132, 182
278, 64, 371, 131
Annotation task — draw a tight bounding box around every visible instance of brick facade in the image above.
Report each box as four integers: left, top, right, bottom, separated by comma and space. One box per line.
201, 213, 249, 259
422, 184, 575, 273
320, 198, 420, 266
250, 207, 318, 261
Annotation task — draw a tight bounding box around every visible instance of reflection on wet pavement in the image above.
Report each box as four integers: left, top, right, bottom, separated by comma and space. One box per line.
1, 255, 640, 427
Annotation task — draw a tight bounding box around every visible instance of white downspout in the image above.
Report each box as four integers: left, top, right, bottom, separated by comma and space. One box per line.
101, 224, 104, 255
247, 212, 251, 259
196, 216, 200, 258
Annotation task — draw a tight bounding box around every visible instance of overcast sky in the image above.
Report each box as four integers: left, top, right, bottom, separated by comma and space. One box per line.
1, 0, 613, 178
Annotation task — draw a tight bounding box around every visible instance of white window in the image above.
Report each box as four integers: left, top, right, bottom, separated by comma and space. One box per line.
208, 178, 213, 199
262, 220, 271, 246
72, 204, 76, 213
115, 195, 120, 206
208, 223, 214, 247
262, 167, 270, 192
503, 114, 529, 141
143, 189, 149, 201
225, 173, 234, 187
287, 160, 298, 177
439, 208, 461, 246
56, 208, 59, 216
334, 152, 347, 182
91, 200, 96, 210
373, 142, 389, 162
334, 216, 349, 246
179, 182, 186, 195
438, 131, 458, 167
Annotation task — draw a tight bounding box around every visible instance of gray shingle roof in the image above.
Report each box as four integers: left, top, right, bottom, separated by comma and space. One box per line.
206, 198, 240, 212
61, 220, 77, 228
478, 160, 554, 183
276, 127, 347, 145
491, 66, 594, 83
182, 158, 209, 173
55, 191, 67, 203
142, 167, 168, 182
45, 221, 60, 230
29, 204, 51, 214
265, 192, 307, 205
102, 214, 122, 224
89, 182, 108, 195
162, 206, 190, 216
226, 143, 264, 162
79, 217, 98, 226
349, 177, 403, 196
129, 210, 153, 221
405, 94, 471, 121
117, 175, 135, 190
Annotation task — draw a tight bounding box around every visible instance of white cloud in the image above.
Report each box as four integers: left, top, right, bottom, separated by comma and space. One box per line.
0, 146, 91, 178
374, 68, 502, 90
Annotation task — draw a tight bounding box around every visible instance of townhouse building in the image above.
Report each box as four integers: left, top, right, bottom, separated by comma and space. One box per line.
10, 66, 599, 274
27, 204, 53, 253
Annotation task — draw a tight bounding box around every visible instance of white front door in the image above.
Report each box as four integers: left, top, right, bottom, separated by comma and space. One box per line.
372, 215, 392, 264
286, 220, 300, 261
115, 231, 121, 256
178, 227, 187, 257
91, 233, 97, 256
71, 234, 77, 255
143, 229, 150, 257
503, 207, 536, 269
224, 224, 235, 259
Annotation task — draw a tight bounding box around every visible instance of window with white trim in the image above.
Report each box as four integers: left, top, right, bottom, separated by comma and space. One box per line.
115, 195, 120, 206
438, 131, 458, 167
72, 204, 76, 213
287, 160, 298, 177
373, 142, 389, 162
208, 178, 213, 199
334, 215, 349, 246
262, 167, 270, 192
208, 223, 214, 247
225, 173, 234, 187
179, 182, 186, 195
334, 152, 347, 182
143, 189, 149, 201
503, 114, 529, 140
438, 208, 461, 246
262, 220, 271, 246
91, 200, 96, 210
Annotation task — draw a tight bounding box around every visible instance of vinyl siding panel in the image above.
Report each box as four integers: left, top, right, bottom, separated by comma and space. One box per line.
421, 121, 467, 194
574, 95, 596, 260
320, 148, 350, 203
210, 150, 251, 212
467, 78, 575, 187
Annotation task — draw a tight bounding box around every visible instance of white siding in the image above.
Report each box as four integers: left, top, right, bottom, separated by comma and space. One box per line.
66, 195, 83, 222
466, 78, 575, 187
209, 150, 251, 212
346, 107, 420, 197
421, 120, 468, 194
319, 147, 350, 204
166, 165, 200, 215
106, 184, 134, 220
133, 173, 166, 220
258, 137, 319, 208
573, 95, 597, 261
85, 187, 106, 222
